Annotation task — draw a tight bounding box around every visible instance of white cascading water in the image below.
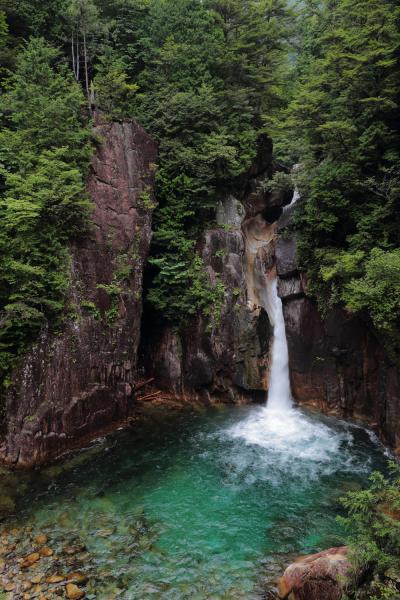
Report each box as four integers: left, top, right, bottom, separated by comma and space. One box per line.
265, 277, 292, 412
227, 188, 360, 475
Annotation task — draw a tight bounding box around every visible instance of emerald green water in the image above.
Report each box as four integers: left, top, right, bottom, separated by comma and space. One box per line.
14, 405, 387, 599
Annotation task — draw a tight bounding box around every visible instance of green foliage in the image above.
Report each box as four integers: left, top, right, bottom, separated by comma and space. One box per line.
260, 171, 294, 195
141, 166, 223, 328
119, 0, 293, 325
278, 0, 400, 357
0, 37, 91, 171
93, 48, 138, 117
148, 252, 225, 331
0, 37, 92, 386
80, 300, 101, 320
339, 463, 400, 600
1, 0, 293, 332
343, 249, 400, 357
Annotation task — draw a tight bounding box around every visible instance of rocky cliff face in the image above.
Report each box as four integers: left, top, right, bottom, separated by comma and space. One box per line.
143, 143, 291, 404
276, 225, 400, 449
0, 115, 157, 468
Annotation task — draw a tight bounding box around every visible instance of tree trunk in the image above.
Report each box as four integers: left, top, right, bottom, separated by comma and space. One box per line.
76, 34, 80, 81
83, 29, 91, 113
71, 31, 76, 80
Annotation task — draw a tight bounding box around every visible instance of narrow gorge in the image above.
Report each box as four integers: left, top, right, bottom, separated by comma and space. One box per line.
0, 124, 396, 599
0, 1, 399, 599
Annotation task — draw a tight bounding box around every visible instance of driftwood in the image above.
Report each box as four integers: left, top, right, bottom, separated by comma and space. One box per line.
138, 391, 162, 402
134, 378, 155, 393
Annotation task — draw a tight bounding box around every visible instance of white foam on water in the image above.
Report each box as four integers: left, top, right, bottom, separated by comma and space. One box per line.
226, 216, 364, 478
229, 406, 342, 462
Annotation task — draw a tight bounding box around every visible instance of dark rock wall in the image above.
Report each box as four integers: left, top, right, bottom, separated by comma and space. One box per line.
0, 116, 157, 468
276, 229, 400, 449
145, 215, 273, 403
143, 154, 289, 403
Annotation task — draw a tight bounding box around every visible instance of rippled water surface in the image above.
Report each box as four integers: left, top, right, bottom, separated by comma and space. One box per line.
13, 405, 388, 599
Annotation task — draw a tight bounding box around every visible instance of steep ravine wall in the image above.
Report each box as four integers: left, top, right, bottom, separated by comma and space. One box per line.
275, 225, 400, 449
0, 115, 157, 468
142, 147, 291, 404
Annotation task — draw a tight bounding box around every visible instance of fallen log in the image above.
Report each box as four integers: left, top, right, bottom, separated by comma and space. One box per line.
138, 391, 162, 402
134, 378, 155, 393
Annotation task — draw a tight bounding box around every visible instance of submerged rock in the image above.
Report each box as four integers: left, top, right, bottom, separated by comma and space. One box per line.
66, 582, 85, 599
277, 546, 350, 600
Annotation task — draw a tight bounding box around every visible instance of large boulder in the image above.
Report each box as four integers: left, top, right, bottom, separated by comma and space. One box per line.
277, 547, 351, 600
0, 114, 157, 468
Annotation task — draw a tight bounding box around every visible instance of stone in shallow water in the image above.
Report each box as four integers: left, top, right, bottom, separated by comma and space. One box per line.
34, 534, 48, 546
46, 574, 65, 584
67, 572, 89, 585
2, 581, 15, 591
66, 582, 85, 599
21, 552, 40, 568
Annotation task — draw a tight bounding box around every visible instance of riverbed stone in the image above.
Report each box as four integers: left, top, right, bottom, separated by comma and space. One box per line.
34, 534, 48, 546
66, 582, 85, 599
46, 575, 65, 584
67, 572, 89, 585
22, 552, 40, 568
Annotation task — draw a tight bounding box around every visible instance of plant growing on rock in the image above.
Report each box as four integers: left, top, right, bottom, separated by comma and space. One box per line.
339, 462, 400, 600
0, 37, 92, 391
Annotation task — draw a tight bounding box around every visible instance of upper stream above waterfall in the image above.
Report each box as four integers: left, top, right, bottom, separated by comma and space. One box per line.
4, 404, 388, 599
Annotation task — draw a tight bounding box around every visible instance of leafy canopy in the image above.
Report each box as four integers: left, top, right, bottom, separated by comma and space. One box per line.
0, 37, 92, 385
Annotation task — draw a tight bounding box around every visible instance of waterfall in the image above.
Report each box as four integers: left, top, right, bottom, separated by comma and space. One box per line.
228, 185, 372, 465
266, 278, 292, 412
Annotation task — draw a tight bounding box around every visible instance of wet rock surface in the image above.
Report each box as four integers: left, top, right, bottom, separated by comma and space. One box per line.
275, 231, 400, 448
1, 114, 157, 468
143, 143, 289, 404
277, 546, 350, 600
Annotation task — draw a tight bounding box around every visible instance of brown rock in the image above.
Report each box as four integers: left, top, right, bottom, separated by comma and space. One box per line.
39, 547, 53, 557
21, 552, 40, 568
34, 534, 48, 546
46, 575, 65, 584
144, 223, 273, 403
3, 582, 15, 592
277, 546, 351, 600
67, 572, 89, 585
276, 231, 400, 449
0, 114, 157, 469
30, 575, 43, 584
66, 583, 85, 600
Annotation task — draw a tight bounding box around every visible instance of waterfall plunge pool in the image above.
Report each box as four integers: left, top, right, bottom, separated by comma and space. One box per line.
3, 403, 389, 599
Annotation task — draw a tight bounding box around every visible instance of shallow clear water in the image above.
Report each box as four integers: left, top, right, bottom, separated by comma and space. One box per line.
14, 405, 388, 599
